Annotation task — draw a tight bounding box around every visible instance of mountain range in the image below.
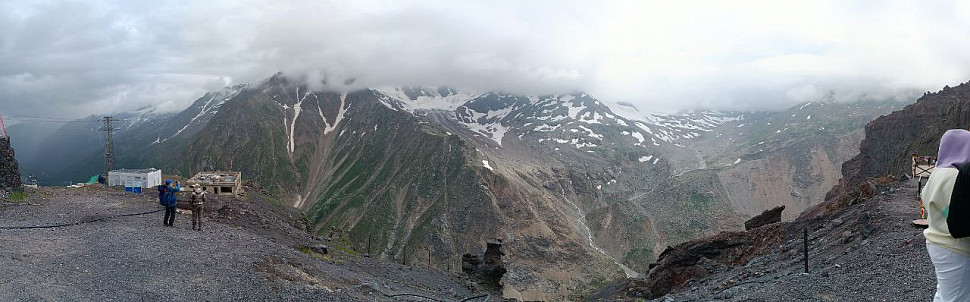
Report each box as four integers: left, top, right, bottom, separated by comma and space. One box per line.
7, 73, 905, 299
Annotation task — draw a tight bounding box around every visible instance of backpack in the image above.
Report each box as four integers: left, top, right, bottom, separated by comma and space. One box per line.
948, 164, 970, 238
157, 186, 168, 204
191, 191, 205, 204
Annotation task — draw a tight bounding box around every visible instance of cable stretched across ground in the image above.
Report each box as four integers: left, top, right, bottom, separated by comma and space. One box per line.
0, 208, 162, 230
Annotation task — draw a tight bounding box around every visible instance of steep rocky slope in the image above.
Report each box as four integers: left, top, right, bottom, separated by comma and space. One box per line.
588, 177, 935, 301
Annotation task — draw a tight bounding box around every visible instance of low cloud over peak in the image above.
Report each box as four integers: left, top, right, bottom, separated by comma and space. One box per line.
2, 0, 969, 118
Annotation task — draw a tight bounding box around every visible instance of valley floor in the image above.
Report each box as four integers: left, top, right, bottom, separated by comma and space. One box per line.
593, 178, 938, 301
0, 187, 482, 301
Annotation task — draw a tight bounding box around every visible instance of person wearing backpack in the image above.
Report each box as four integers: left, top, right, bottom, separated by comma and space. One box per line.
189, 184, 206, 231
158, 179, 180, 227
921, 129, 970, 301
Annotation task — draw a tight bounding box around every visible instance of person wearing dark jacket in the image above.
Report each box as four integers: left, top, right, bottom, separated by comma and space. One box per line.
189, 184, 206, 231
159, 179, 180, 227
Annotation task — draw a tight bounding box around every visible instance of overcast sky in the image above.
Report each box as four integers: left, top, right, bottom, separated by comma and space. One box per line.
2, 0, 970, 120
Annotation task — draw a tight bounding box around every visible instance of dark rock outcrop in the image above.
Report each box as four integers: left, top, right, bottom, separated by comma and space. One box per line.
462, 239, 507, 288
744, 206, 785, 230
590, 226, 786, 300
0, 137, 21, 191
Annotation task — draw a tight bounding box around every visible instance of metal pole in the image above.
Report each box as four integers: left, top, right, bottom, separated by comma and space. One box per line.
99, 116, 117, 177
428, 249, 432, 269
803, 228, 809, 273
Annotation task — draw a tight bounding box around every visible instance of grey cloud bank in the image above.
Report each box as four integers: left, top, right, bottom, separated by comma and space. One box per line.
2, 0, 970, 119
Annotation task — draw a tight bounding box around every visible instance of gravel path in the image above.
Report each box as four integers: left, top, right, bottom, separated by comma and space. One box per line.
0, 187, 481, 301
656, 178, 937, 301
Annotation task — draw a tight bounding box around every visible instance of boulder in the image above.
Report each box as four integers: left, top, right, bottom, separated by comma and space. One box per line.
744, 206, 785, 230
461, 240, 507, 288
310, 244, 329, 254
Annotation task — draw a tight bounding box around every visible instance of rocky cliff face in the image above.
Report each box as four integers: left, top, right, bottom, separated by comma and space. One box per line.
820, 81, 970, 215
0, 137, 21, 191
716, 129, 865, 220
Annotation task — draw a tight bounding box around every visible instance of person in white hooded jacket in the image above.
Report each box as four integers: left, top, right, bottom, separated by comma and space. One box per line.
921, 129, 970, 302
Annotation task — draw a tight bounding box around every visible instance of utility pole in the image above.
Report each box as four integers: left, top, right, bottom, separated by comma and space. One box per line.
99, 116, 118, 176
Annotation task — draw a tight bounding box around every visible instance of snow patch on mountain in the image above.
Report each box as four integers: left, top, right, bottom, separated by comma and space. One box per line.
374, 87, 481, 112
157, 85, 244, 144
607, 101, 742, 144
286, 87, 313, 154
454, 104, 514, 146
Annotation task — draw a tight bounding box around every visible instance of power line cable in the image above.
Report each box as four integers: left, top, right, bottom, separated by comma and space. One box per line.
3, 114, 101, 123
2, 114, 130, 123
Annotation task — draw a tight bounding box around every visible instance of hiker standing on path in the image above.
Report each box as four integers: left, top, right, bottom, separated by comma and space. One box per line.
159, 180, 180, 227
921, 129, 970, 302
190, 184, 206, 231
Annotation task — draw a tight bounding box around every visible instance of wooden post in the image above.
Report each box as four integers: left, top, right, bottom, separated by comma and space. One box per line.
803, 228, 809, 273
427, 249, 432, 269
367, 235, 371, 255
918, 177, 923, 199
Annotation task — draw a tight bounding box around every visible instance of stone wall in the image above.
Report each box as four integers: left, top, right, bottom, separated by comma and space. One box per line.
0, 137, 22, 191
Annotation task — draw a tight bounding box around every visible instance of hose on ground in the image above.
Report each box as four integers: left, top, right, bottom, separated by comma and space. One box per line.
0, 208, 163, 230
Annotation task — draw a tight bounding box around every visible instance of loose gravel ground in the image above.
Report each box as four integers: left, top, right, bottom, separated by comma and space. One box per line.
656, 178, 937, 301
0, 187, 482, 301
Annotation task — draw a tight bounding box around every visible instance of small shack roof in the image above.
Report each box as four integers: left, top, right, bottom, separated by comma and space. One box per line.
188, 171, 241, 184
110, 168, 159, 174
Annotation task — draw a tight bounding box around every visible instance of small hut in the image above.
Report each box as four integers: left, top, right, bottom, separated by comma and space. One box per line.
186, 171, 242, 196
